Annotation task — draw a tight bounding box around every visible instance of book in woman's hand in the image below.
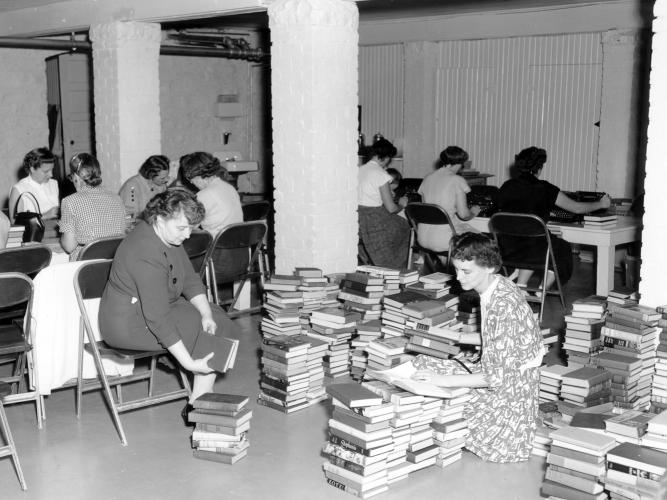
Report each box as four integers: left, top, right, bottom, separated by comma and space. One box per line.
192, 330, 239, 373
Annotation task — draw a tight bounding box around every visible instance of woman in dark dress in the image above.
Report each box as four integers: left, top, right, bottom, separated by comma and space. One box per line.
99, 189, 241, 415
497, 146, 610, 292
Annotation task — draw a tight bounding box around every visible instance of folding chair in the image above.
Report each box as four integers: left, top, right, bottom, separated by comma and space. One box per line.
488, 212, 566, 322
0, 273, 43, 429
183, 230, 214, 301
76, 235, 124, 261
241, 200, 272, 283
73, 260, 191, 446
204, 221, 267, 318
404, 202, 457, 273
0, 381, 26, 490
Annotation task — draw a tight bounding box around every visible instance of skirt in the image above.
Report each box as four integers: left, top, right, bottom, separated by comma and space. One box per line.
358, 205, 410, 269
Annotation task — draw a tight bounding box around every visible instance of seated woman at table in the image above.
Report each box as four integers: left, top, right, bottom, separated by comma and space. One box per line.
417, 146, 480, 253
8, 147, 60, 221
179, 151, 243, 236
411, 232, 544, 463
99, 188, 241, 420
59, 153, 127, 260
0, 211, 9, 249
497, 146, 611, 292
358, 137, 410, 268
119, 154, 171, 219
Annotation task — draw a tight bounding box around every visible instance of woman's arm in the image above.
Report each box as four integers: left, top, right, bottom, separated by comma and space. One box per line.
60, 231, 77, 253
380, 182, 406, 214
454, 188, 480, 221
190, 293, 217, 335
167, 339, 214, 374
415, 371, 488, 388
555, 192, 611, 214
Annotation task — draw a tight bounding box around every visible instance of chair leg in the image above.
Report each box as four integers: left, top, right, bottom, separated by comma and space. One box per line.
76, 319, 85, 419
25, 349, 43, 430
0, 401, 27, 490
179, 369, 192, 397
148, 356, 157, 397
407, 230, 415, 271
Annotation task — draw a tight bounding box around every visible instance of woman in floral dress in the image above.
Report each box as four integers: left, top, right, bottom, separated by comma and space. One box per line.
412, 232, 544, 462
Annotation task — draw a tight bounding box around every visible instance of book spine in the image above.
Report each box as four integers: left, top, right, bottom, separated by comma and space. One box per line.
325, 477, 365, 498
328, 432, 371, 456
327, 455, 372, 476
606, 460, 664, 481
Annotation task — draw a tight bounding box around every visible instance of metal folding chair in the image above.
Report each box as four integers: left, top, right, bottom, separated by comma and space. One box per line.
76, 235, 124, 261
183, 230, 214, 300
241, 200, 272, 283
0, 381, 26, 490
404, 202, 457, 273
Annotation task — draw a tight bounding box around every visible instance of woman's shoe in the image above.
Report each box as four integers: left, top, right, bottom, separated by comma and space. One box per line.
181, 402, 194, 426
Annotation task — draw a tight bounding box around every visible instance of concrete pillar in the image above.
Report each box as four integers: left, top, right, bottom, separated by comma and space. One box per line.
89, 21, 162, 191
268, 0, 359, 274
639, 1, 667, 306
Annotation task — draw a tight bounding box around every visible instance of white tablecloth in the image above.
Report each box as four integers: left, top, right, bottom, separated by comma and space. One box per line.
31, 260, 133, 396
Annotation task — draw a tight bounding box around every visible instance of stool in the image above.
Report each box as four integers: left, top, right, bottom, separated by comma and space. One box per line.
0, 381, 27, 490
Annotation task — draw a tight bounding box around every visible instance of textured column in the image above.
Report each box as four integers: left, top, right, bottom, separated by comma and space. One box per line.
89, 22, 162, 191
638, 1, 667, 306
268, 0, 359, 274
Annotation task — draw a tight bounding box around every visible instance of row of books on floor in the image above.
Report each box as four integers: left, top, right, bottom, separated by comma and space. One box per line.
322, 379, 470, 499
188, 393, 252, 464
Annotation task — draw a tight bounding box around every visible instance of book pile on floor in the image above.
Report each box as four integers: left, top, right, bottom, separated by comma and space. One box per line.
604, 441, 667, 499
431, 391, 472, 466
295, 267, 340, 316
541, 426, 617, 500
602, 303, 661, 411
6, 225, 24, 248
398, 269, 419, 287
560, 366, 612, 409
304, 308, 358, 381
294, 333, 329, 405
404, 272, 454, 300
642, 410, 667, 451
380, 289, 429, 338
323, 382, 392, 498
339, 271, 386, 321
365, 337, 410, 372
257, 334, 314, 413
189, 393, 252, 464
356, 265, 402, 296
349, 320, 382, 380
583, 212, 618, 229
261, 275, 305, 338
404, 315, 460, 360
563, 295, 607, 369
603, 409, 654, 444
539, 364, 574, 403
651, 306, 667, 412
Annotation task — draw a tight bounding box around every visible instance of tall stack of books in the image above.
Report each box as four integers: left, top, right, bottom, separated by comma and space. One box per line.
603, 409, 654, 444
257, 334, 312, 413
189, 393, 252, 464
261, 275, 304, 338
539, 364, 574, 403
651, 306, 667, 412
560, 366, 612, 408
339, 272, 386, 321
323, 383, 392, 499
431, 392, 472, 467
563, 295, 607, 368
304, 307, 358, 381
604, 442, 667, 499
292, 333, 329, 405
6, 225, 24, 248
295, 267, 337, 317
583, 212, 618, 228
596, 351, 645, 410
349, 320, 383, 381
541, 426, 617, 500
642, 411, 667, 452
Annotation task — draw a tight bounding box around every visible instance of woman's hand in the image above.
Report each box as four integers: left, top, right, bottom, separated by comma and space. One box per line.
189, 352, 215, 375
411, 369, 436, 383
469, 204, 481, 217
598, 194, 612, 210
201, 316, 217, 335
398, 196, 409, 208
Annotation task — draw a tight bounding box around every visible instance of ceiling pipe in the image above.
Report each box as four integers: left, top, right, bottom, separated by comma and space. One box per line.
0, 36, 268, 60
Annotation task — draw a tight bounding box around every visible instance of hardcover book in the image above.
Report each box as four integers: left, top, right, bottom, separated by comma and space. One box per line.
192, 393, 249, 412
326, 383, 385, 408
606, 442, 667, 476
561, 366, 611, 388
604, 410, 654, 438
191, 331, 239, 373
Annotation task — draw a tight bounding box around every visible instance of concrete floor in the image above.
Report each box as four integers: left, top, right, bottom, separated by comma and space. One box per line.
0, 258, 617, 500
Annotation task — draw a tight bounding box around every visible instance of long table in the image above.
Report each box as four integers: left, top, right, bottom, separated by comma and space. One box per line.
467, 216, 642, 296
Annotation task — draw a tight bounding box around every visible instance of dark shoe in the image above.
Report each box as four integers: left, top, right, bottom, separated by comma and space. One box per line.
181, 402, 194, 427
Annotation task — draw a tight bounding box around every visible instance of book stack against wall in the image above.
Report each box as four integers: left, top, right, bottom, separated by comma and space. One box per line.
560, 366, 612, 410
603, 409, 654, 444
431, 391, 473, 467
642, 410, 667, 452
349, 320, 383, 381
583, 212, 618, 229
403, 272, 454, 300
604, 442, 667, 499
356, 265, 402, 296
541, 426, 617, 500
6, 226, 24, 248
339, 271, 386, 321
323, 383, 392, 499
564, 296, 608, 369
257, 334, 312, 413
596, 351, 647, 411
651, 305, 667, 413
189, 393, 252, 465
540, 364, 575, 403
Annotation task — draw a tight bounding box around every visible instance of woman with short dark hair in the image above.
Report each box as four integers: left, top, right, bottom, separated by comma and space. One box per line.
8, 147, 59, 221
119, 154, 171, 218
59, 153, 127, 260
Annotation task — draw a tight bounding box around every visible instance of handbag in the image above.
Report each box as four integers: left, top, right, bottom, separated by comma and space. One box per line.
13, 192, 45, 243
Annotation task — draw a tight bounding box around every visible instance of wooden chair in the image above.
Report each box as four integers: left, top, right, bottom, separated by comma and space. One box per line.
0, 273, 43, 429
204, 221, 267, 318
0, 381, 26, 490
404, 202, 457, 273
241, 200, 272, 283
73, 260, 191, 446
488, 212, 566, 322
76, 235, 124, 261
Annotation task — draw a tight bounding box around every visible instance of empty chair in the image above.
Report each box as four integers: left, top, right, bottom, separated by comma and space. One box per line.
488, 212, 566, 322
204, 221, 267, 318
404, 202, 457, 273
74, 260, 191, 446
0, 381, 27, 490
76, 235, 124, 261
0, 245, 52, 278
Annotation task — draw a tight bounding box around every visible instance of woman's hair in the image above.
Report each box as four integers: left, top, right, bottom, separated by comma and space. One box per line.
367, 138, 397, 161
450, 232, 502, 271
439, 146, 468, 167
139, 155, 170, 180
179, 151, 224, 181
23, 147, 55, 174
514, 146, 547, 175
70, 153, 102, 187
142, 188, 205, 225
386, 168, 402, 184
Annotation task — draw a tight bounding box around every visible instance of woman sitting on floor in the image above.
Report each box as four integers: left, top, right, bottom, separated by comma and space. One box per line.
357, 137, 410, 268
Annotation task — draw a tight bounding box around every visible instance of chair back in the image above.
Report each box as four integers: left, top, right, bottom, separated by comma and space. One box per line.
404, 202, 457, 234
205, 221, 267, 282
0, 273, 33, 311
74, 259, 112, 301
76, 236, 124, 261
488, 212, 549, 239
182, 230, 213, 276
0, 246, 52, 278
242, 201, 271, 221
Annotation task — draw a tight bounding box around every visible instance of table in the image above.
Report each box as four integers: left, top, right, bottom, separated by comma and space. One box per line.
468, 216, 642, 296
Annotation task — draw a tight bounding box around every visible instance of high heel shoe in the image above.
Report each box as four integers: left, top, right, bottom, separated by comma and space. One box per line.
181, 402, 194, 427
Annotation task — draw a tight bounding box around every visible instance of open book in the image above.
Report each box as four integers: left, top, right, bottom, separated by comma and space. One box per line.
365, 361, 470, 399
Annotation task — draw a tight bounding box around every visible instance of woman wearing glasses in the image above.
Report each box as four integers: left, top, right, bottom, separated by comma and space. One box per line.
119, 154, 171, 219
59, 153, 127, 260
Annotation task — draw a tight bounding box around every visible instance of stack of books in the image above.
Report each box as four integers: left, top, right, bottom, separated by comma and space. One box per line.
323, 383, 392, 498
349, 320, 382, 381
560, 366, 612, 408
295, 267, 337, 317
583, 212, 618, 228
261, 276, 304, 338
258, 334, 312, 413
603, 409, 654, 444
398, 269, 419, 287
539, 364, 574, 403
292, 333, 329, 405
189, 393, 252, 464
606, 286, 639, 306
596, 351, 646, 410
456, 291, 481, 336
532, 424, 552, 458
365, 337, 410, 372
403, 272, 453, 300
563, 295, 607, 368
604, 442, 667, 499
651, 305, 667, 412
431, 392, 472, 467
541, 426, 617, 500
642, 410, 667, 452
309, 306, 360, 343
356, 265, 402, 296
5, 225, 24, 248
338, 272, 386, 321
404, 320, 460, 360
